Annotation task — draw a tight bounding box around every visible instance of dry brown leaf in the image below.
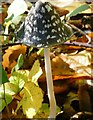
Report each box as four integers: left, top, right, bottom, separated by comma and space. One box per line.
88, 32, 93, 38
39, 56, 76, 82
59, 50, 92, 77
76, 35, 88, 43
2, 45, 27, 72
2, 49, 13, 69
54, 6, 69, 16
0, 3, 9, 24
51, 56, 75, 76
39, 50, 93, 83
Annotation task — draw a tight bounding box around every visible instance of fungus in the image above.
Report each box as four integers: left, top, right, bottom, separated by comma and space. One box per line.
17, 0, 72, 118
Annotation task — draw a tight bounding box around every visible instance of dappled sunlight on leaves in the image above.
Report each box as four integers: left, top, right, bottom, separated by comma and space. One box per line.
0, 82, 18, 95
1, 0, 93, 119
0, 92, 12, 112
9, 70, 29, 91
60, 50, 92, 76
34, 103, 61, 118
29, 60, 43, 85
15, 81, 43, 118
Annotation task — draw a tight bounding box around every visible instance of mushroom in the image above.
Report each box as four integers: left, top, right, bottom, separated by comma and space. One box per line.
17, 0, 72, 118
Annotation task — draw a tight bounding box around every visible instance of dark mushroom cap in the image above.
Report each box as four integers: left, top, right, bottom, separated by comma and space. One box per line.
18, 0, 72, 48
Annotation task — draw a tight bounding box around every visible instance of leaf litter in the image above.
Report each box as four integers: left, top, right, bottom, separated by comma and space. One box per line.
1, 0, 93, 119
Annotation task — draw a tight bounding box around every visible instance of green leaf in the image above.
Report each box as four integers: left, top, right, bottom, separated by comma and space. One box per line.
12, 54, 24, 73
15, 81, 43, 118
0, 82, 18, 95
0, 92, 12, 112
37, 48, 44, 57
63, 92, 78, 113
5, 14, 14, 23
34, 103, 61, 118
9, 70, 29, 91
0, 64, 9, 84
68, 4, 90, 17
29, 60, 43, 85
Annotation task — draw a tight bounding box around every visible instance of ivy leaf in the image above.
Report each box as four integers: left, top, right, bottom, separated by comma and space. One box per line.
15, 81, 43, 118
0, 64, 8, 84
0, 82, 18, 95
29, 60, 43, 85
12, 54, 24, 73
68, 4, 90, 17
9, 70, 29, 91
0, 92, 12, 112
63, 92, 78, 114
34, 103, 61, 118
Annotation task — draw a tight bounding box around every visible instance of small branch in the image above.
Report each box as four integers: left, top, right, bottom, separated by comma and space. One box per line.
0, 33, 15, 37
63, 42, 93, 48
1, 41, 93, 50
68, 23, 91, 43
3, 84, 11, 120
1, 43, 22, 50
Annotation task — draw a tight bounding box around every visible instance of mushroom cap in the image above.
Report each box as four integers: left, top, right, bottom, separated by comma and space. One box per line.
17, 0, 72, 48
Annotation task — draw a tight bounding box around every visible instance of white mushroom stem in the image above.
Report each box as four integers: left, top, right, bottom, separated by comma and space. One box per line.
44, 47, 56, 118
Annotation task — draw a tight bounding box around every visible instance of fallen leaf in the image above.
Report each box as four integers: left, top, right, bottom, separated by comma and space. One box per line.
39, 56, 75, 82
29, 60, 43, 85
54, 6, 69, 16
60, 50, 92, 76
88, 32, 93, 38
0, 3, 9, 24
76, 35, 88, 43
15, 81, 43, 118
2, 45, 27, 72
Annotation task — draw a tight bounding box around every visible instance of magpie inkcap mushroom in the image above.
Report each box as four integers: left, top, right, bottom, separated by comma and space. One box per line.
18, 0, 72, 48
16, 0, 73, 118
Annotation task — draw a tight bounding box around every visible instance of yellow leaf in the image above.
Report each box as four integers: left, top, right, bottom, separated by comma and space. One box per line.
9, 70, 29, 90
29, 60, 42, 85
16, 81, 43, 118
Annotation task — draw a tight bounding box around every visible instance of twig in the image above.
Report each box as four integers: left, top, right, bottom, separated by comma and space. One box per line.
0, 43, 22, 50
0, 41, 93, 52
0, 33, 15, 37
63, 42, 93, 48
3, 84, 11, 120
67, 23, 91, 43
